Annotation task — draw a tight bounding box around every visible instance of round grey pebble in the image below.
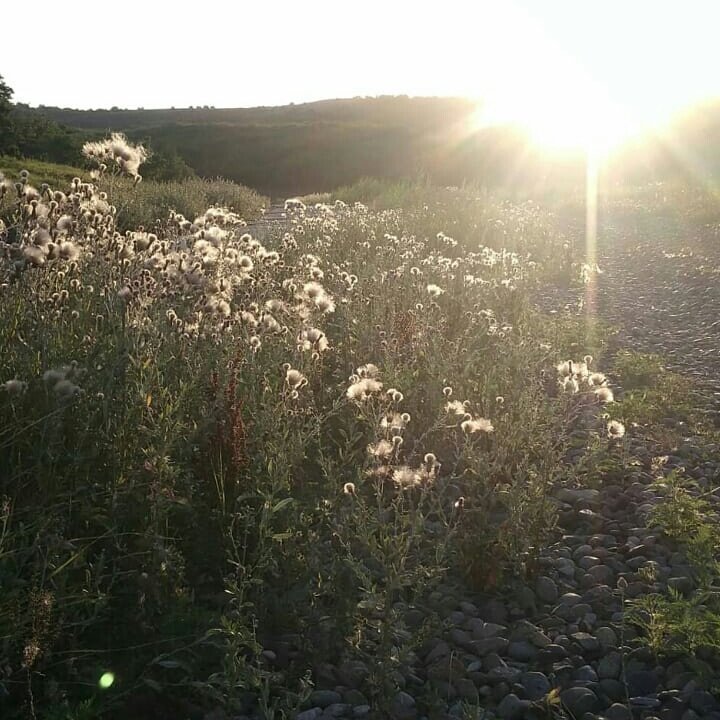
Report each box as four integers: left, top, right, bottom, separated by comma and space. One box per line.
561, 687, 600, 716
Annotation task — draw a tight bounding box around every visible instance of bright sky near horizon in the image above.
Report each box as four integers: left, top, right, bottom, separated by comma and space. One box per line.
3, 0, 720, 148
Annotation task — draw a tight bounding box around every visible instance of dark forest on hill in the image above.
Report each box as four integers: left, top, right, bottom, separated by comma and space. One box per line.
4, 87, 720, 196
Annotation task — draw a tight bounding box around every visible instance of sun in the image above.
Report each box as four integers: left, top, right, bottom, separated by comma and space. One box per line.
459, 2, 704, 158
471, 70, 653, 157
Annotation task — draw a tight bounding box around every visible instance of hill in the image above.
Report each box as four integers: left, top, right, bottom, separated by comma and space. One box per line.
10, 95, 720, 197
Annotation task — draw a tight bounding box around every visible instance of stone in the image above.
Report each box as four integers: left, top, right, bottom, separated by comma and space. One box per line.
559, 593, 583, 606
629, 697, 661, 710
510, 620, 551, 647
626, 669, 661, 696
570, 632, 601, 654
296, 709, 323, 720
426, 641, 451, 663
561, 687, 600, 717
578, 556, 602, 570
480, 599, 509, 625
448, 628, 473, 649
660, 696, 688, 720
606, 703, 632, 720
343, 690, 368, 705
497, 693, 531, 720
536, 576, 559, 604
588, 565, 616, 585
667, 577, 694, 595
557, 488, 600, 505
537, 644, 568, 663
390, 691, 416, 720
519, 672, 551, 701
352, 706, 371, 718
474, 622, 508, 639
508, 641, 538, 662
323, 704, 351, 717
515, 586, 537, 612
690, 691, 719, 715
596, 626, 619, 647
574, 664, 598, 683
473, 637, 509, 656
599, 679, 626, 703
309, 691, 342, 708
598, 651, 622, 679
487, 667, 522, 684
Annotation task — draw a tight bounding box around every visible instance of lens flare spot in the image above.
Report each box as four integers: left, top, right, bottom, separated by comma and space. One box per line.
99, 672, 115, 689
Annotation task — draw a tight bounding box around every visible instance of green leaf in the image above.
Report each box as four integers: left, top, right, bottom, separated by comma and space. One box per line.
271, 498, 294, 514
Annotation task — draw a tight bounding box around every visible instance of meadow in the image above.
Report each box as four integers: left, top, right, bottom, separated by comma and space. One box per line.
1, 137, 719, 720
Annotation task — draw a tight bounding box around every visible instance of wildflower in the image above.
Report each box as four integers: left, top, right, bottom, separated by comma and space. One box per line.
381, 412, 408, 432
118, 286, 132, 301
427, 283, 444, 297
495, 396, 504, 405
392, 466, 422, 489
43, 369, 65, 388
238, 255, 254, 272
302, 281, 324, 300
589, 372, 607, 386
285, 198, 306, 212
285, 368, 307, 390
443, 386, 453, 397
557, 360, 573, 377
368, 439, 394, 458
56, 215, 74, 233
2, 379, 28, 397
58, 241, 80, 261
343, 482, 356, 496
346, 378, 383, 402
83, 133, 147, 178
386, 388, 404, 403
424, 452, 437, 468
607, 420, 626, 439
315, 295, 335, 313
53, 379, 82, 400
445, 400, 466, 415
299, 327, 329, 353
594, 387, 615, 403
357, 363, 379, 378
23, 246, 46, 266
461, 417, 494, 434
561, 376, 579, 394
249, 336, 262, 352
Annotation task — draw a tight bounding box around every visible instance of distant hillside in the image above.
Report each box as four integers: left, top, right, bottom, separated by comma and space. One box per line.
13, 96, 478, 131
11, 95, 720, 197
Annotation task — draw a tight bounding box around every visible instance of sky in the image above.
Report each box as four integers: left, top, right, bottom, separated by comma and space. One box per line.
3, 0, 720, 131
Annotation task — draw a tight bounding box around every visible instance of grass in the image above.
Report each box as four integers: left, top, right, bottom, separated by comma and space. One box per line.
1, 159, 267, 233
0, 155, 85, 188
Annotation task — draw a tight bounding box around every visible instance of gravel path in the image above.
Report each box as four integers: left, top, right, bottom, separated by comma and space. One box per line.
535, 209, 720, 412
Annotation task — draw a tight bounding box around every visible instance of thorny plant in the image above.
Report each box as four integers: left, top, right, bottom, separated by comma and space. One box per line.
1, 142, 622, 717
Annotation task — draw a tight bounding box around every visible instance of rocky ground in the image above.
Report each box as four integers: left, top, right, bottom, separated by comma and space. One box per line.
232, 205, 720, 720
535, 209, 720, 409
